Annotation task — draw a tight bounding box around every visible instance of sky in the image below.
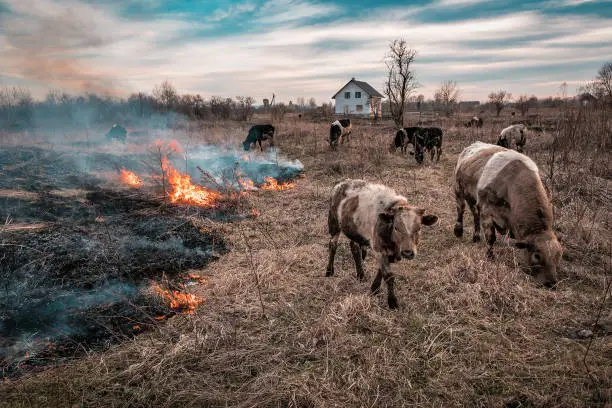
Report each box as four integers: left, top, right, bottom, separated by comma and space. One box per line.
1, 0, 611, 104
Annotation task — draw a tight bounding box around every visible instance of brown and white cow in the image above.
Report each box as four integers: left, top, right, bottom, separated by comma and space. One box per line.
326, 179, 438, 308
329, 119, 352, 149
497, 124, 526, 152
453, 142, 562, 287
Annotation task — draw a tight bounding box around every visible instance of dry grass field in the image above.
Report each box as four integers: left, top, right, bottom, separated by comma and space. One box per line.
1, 108, 610, 407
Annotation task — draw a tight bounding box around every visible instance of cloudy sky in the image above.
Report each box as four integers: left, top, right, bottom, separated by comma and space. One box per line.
1, 0, 611, 103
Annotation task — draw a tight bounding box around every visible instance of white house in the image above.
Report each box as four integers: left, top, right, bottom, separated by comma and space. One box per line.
331, 78, 384, 117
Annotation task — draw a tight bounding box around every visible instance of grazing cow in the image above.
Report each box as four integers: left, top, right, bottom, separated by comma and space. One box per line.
391, 127, 420, 154
106, 124, 127, 141
453, 142, 562, 287
413, 127, 443, 164
465, 116, 483, 128
326, 179, 438, 309
243, 124, 275, 151
329, 119, 352, 149
497, 124, 526, 152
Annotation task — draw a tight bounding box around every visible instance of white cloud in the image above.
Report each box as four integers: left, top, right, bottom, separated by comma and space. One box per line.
1, 0, 611, 102
207, 1, 256, 22
256, 0, 340, 24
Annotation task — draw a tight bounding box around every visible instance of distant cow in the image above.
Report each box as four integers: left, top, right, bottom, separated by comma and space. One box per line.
243, 124, 275, 151
465, 116, 483, 128
453, 142, 562, 287
106, 124, 127, 141
413, 127, 443, 163
329, 119, 352, 149
497, 124, 526, 152
326, 179, 438, 309
391, 127, 420, 154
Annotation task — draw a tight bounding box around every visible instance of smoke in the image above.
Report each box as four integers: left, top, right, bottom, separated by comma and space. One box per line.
1, 0, 121, 96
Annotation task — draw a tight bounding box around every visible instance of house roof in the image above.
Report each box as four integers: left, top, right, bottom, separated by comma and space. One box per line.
332, 78, 384, 99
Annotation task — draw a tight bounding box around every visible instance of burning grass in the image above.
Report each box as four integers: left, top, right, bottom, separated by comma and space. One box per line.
1, 112, 610, 407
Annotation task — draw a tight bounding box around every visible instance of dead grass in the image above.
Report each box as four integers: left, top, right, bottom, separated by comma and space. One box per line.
1, 110, 610, 407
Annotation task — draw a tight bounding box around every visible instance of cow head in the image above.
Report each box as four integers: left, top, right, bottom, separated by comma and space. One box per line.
243, 141, 251, 151
374, 201, 438, 263
515, 234, 563, 288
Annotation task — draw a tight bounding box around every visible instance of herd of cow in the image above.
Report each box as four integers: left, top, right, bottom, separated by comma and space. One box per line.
241, 118, 559, 309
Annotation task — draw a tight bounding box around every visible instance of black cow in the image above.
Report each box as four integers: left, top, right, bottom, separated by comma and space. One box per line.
106, 124, 127, 141
391, 127, 420, 154
464, 116, 483, 128
243, 124, 275, 151
413, 127, 443, 164
329, 119, 352, 149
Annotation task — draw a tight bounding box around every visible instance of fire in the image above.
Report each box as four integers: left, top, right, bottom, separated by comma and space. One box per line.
260, 176, 296, 191
169, 140, 182, 153
251, 209, 261, 217
237, 172, 256, 191
240, 154, 250, 161
159, 155, 221, 206
153, 283, 204, 314
120, 168, 143, 187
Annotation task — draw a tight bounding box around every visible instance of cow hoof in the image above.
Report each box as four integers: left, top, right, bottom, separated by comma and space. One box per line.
486, 248, 494, 259
326, 268, 334, 277
357, 272, 366, 281
454, 225, 464, 238
388, 296, 399, 310
472, 235, 481, 243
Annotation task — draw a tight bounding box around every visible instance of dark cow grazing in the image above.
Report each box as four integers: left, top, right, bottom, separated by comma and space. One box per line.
464, 116, 483, 128
497, 124, 526, 152
329, 119, 352, 149
413, 127, 443, 164
243, 124, 275, 151
106, 124, 127, 141
326, 179, 438, 309
390, 127, 420, 154
454, 142, 562, 288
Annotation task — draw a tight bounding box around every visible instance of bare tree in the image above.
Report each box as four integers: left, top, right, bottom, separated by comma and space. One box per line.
434, 80, 460, 117
308, 97, 317, 109
515, 94, 537, 116
235, 96, 255, 121
596, 61, 612, 98
153, 80, 178, 112
296, 97, 305, 111
384, 39, 419, 127
488, 90, 512, 116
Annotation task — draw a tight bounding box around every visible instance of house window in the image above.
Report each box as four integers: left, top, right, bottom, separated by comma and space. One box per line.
356, 105, 363, 112
355, 92, 361, 98
344, 92, 350, 99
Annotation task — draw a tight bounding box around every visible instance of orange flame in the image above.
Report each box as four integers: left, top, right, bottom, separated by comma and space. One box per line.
169, 140, 182, 153
120, 168, 143, 187
240, 154, 250, 161
237, 171, 256, 191
165, 165, 221, 206
153, 283, 203, 314
251, 209, 261, 217
260, 176, 296, 191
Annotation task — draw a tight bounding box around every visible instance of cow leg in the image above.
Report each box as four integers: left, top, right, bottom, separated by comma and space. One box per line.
436, 146, 442, 161
361, 246, 367, 260
430, 148, 435, 162
258, 139, 263, 151
350, 241, 365, 281
326, 209, 341, 276
326, 234, 340, 276
454, 190, 466, 238
381, 257, 398, 309
481, 212, 497, 259
371, 268, 383, 295
469, 198, 481, 242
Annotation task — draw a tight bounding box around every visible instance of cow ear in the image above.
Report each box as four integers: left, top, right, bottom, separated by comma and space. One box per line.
514, 241, 534, 250
421, 214, 438, 226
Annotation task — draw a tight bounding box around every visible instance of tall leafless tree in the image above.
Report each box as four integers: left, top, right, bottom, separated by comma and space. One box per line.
488, 90, 512, 116
515, 94, 537, 116
384, 39, 419, 127
596, 61, 612, 98
434, 80, 460, 117
153, 80, 178, 112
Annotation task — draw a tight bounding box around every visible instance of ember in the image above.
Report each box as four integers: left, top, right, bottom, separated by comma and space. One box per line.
237, 172, 256, 191
260, 176, 296, 191
120, 168, 143, 187
153, 283, 204, 314
251, 209, 261, 217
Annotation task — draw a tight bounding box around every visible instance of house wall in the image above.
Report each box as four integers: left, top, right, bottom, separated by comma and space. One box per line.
334, 83, 372, 116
